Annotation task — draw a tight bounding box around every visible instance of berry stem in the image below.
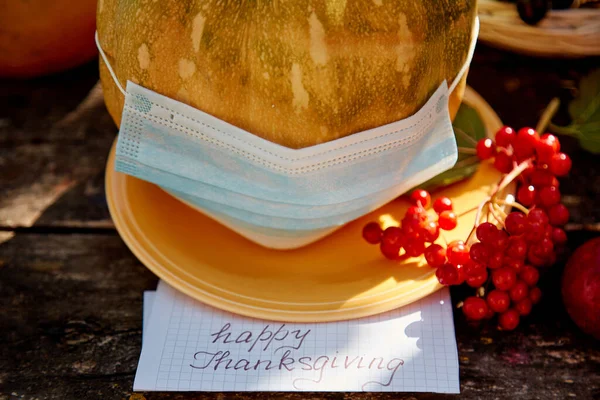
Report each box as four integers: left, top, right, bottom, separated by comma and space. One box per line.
495, 159, 534, 195
488, 202, 504, 227
475, 200, 491, 229
536, 97, 560, 134
465, 224, 478, 245
454, 127, 479, 146
495, 198, 530, 214
492, 202, 508, 221
457, 204, 481, 218
458, 146, 477, 155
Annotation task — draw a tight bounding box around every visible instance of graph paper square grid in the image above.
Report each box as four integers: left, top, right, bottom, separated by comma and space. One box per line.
136, 283, 460, 393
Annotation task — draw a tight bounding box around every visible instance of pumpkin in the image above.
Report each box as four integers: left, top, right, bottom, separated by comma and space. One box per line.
0, 0, 98, 78
98, 0, 477, 149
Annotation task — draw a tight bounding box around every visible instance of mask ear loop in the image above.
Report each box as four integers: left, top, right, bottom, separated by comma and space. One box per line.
448, 17, 479, 95
95, 31, 127, 97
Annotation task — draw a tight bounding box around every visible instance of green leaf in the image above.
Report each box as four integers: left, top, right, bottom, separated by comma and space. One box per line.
550, 69, 600, 154
420, 102, 487, 191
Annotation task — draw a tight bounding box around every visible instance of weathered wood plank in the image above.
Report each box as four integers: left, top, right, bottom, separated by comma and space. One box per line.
0, 233, 598, 399
0, 61, 116, 229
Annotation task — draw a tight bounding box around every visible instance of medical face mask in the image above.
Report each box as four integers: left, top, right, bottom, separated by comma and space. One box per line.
97, 19, 479, 249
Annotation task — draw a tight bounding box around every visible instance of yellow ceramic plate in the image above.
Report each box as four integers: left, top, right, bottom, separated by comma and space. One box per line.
106, 87, 506, 322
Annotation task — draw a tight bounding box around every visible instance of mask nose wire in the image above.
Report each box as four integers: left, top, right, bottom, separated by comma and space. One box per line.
95, 31, 127, 96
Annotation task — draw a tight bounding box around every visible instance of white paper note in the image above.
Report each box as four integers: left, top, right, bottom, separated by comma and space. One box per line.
136, 282, 459, 393
143, 291, 155, 344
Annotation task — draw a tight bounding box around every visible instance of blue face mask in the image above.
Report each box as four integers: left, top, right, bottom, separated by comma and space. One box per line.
97, 19, 479, 249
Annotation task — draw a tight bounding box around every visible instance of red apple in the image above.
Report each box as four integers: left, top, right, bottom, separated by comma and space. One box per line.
562, 237, 600, 339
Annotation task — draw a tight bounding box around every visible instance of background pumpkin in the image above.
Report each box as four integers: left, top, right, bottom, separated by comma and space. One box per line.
98, 0, 477, 149
0, 0, 98, 78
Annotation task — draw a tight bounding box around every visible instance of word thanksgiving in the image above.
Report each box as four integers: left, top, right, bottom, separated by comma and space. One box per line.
189, 322, 404, 390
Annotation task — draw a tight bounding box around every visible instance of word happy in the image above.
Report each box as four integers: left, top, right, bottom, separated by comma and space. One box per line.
189, 322, 404, 390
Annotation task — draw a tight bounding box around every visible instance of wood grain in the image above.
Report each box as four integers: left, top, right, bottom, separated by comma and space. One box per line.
1, 46, 599, 400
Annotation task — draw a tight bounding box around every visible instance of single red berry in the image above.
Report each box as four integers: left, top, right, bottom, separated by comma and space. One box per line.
469, 242, 490, 264
499, 309, 520, 331
505, 212, 527, 236
476, 138, 496, 160
520, 265, 540, 287
549, 153, 572, 177
492, 229, 509, 251
463, 297, 489, 321
517, 185, 537, 207
422, 221, 440, 242
464, 260, 484, 275
487, 290, 511, 313
404, 239, 426, 258
504, 257, 525, 273
380, 241, 401, 260
362, 222, 383, 244
543, 223, 553, 239
536, 133, 560, 163
529, 169, 554, 187
528, 208, 550, 225
438, 211, 458, 231
405, 205, 427, 223
466, 268, 488, 288
514, 127, 540, 159
548, 204, 569, 226
488, 252, 505, 269
495, 126, 516, 147
527, 248, 548, 267
476, 222, 498, 244
492, 267, 517, 291
448, 240, 470, 266
494, 151, 514, 174
436, 263, 465, 286
537, 237, 555, 257
410, 189, 431, 208
382, 226, 403, 247
433, 197, 453, 214
551, 227, 567, 245
529, 287, 542, 304
515, 298, 533, 316
401, 218, 421, 238
509, 280, 529, 302
424, 244, 446, 268
539, 186, 561, 207
507, 236, 528, 260
525, 221, 546, 243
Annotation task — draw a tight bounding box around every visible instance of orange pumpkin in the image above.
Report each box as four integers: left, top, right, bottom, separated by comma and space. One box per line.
0, 0, 97, 78
98, 0, 476, 149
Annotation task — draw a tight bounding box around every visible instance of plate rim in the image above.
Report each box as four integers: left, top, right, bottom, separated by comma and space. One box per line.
106, 86, 503, 322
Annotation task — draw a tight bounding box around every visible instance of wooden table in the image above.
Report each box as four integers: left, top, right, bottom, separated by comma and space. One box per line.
1, 44, 599, 400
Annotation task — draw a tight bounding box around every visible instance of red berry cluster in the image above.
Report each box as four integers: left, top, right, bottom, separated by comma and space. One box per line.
478, 127, 571, 226
362, 125, 572, 332
362, 190, 457, 260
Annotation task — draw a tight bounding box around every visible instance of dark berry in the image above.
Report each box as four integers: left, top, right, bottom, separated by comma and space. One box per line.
463, 297, 489, 321
362, 222, 383, 244
487, 290, 511, 313
499, 309, 520, 331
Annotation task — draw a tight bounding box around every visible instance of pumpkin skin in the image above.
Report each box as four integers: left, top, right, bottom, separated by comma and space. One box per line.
98, 0, 476, 149
0, 0, 98, 78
